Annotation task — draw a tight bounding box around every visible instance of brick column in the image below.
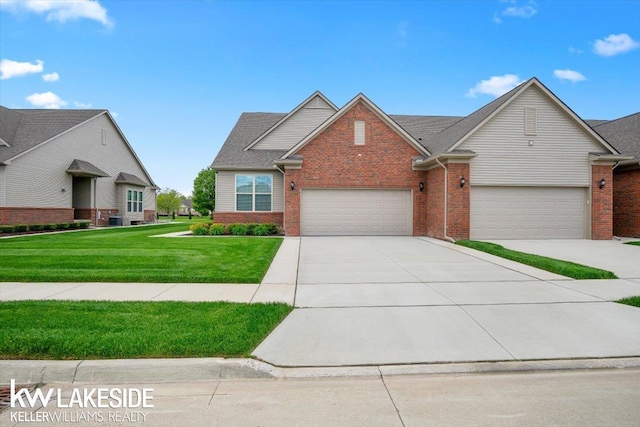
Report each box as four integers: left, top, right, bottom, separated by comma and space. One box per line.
446, 163, 470, 240
591, 164, 613, 240
284, 169, 301, 236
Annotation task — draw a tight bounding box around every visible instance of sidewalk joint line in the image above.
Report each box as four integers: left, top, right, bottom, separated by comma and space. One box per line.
71, 360, 83, 384
293, 238, 302, 307
378, 367, 405, 427
149, 284, 178, 301
457, 305, 517, 360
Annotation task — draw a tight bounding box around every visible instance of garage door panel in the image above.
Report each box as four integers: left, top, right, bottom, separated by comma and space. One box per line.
302, 189, 412, 236
471, 187, 587, 240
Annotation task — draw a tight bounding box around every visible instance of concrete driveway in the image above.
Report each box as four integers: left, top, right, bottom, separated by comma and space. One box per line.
488, 239, 640, 279
253, 237, 640, 367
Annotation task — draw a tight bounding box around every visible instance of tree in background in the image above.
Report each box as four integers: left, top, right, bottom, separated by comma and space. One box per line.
157, 188, 183, 219
192, 168, 216, 219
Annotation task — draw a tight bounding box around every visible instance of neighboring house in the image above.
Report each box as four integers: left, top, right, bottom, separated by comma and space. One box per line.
179, 198, 198, 216
0, 106, 158, 226
589, 113, 640, 237
211, 77, 630, 240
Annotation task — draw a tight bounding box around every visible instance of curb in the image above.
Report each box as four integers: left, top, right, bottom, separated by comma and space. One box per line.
2, 357, 640, 384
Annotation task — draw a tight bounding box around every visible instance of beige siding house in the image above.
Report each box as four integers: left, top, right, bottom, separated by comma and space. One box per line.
0, 106, 157, 226
211, 77, 630, 240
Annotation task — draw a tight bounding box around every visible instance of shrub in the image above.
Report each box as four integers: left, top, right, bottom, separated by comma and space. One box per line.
191, 225, 209, 236
253, 224, 270, 236
43, 224, 57, 230
13, 224, 28, 232
56, 223, 70, 230
29, 224, 44, 231
263, 223, 278, 235
208, 224, 226, 235
69, 223, 81, 229
245, 223, 259, 235
228, 223, 248, 236
189, 222, 211, 232
78, 222, 90, 229
0, 225, 14, 233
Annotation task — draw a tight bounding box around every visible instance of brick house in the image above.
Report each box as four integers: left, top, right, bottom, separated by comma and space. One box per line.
211, 77, 632, 240
0, 106, 157, 226
590, 113, 640, 237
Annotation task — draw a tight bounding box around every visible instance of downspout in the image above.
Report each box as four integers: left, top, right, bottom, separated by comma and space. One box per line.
434, 158, 456, 243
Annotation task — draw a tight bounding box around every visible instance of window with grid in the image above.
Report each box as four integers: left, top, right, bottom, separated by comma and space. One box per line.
236, 175, 272, 211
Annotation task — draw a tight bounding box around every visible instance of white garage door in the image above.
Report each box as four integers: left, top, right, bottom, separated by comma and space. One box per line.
301, 189, 412, 236
471, 187, 587, 239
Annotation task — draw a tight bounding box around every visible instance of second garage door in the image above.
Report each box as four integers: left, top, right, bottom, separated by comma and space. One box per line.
301, 189, 412, 236
470, 186, 588, 239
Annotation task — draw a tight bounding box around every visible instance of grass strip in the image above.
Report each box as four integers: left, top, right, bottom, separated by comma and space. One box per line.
617, 296, 640, 307
0, 223, 282, 283
456, 240, 617, 280
625, 241, 640, 246
0, 300, 292, 359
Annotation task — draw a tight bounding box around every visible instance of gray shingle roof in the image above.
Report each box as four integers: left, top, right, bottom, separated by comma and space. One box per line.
592, 112, 640, 165
66, 159, 110, 177
115, 172, 149, 187
211, 112, 288, 169
0, 106, 106, 163
389, 115, 463, 149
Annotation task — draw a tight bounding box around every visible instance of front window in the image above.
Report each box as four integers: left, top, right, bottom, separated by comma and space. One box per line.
127, 189, 144, 213
236, 175, 272, 211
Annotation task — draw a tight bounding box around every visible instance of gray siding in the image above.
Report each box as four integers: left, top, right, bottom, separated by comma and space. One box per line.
459, 86, 603, 186
252, 97, 334, 150
4, 114, 156, 212
216, 170, 284, 212
0, 165, 5, 206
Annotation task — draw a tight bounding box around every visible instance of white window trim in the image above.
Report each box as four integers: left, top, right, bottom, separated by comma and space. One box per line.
127, 188, 144, 213
234, 173, 273, 212
354, 120, 365, 145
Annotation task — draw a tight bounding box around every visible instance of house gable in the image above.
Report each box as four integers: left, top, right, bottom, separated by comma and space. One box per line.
245, 92, 337, 151
283, 93, 429, 159
458, 84, 608, 186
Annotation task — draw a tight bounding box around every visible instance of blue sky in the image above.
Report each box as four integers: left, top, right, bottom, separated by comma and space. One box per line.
1, 0, 639, 196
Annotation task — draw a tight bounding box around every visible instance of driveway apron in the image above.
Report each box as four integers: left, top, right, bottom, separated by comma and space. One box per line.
253, 237, 640, 367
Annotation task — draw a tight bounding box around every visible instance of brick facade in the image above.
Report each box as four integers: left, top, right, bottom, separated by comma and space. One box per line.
591, 164, 614, 240
283, 101, 427, 236
423, 163, 470, 240
213, 212, 284, 229
144, 210, 157, 224
613, 168, 640, 238
0, 207, 74, 225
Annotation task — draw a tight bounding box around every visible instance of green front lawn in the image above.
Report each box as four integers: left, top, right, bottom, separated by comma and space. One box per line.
456, 240, 617, 280
0, 223, 282, 283
625, 241, 640, 246
617, 296, 640, 307
0, 300, 292, 359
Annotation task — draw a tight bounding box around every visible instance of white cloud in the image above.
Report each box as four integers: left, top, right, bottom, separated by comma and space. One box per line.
42, 71, 60, 82
26, 91, 68, 109
494, 0, 537, 24
73, 101, 92, 108
466, 74, 524, 98
568, 46, 584, 55
0, 58, 44, 79
0, 0, 113, 27
593, 33, 640, 57
553, 69, 586, 83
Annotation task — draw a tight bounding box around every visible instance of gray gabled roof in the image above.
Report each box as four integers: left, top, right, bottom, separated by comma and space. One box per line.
592, 112, 640, 165
66, 159, 110, 177
0, 106, 106, 163
115, 172, 149, 187
390, 115, 463, 149
211, 112, 288, 170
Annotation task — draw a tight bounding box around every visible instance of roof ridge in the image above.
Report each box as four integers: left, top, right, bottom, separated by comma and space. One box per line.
592, 111, 640, 128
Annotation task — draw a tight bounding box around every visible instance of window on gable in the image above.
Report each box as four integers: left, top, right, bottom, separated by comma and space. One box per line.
525, 107, 537, 135
236, 175, 272, 212
354, 120, 365, 145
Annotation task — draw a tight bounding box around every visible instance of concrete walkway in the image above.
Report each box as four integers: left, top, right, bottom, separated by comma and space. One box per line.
0, 237, 300, 305
253, 237, 640, 367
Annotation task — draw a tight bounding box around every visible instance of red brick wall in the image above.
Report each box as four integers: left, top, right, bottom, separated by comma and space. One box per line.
213, 212, 284, 229
97, 209, 119, 227
613, 169, 640, 237
0, 207, 74, 225
284, 101, 427, 236
446, 163, 470, 240
144, 210, 157, 223
591, 164, 614, 240
425, 167, 445, 239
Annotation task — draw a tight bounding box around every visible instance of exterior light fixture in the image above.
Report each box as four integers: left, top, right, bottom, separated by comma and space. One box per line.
419, 182, 424, 192
290, 181, 295, 191
460, 177, 466, 188
599, 178, 606, 189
